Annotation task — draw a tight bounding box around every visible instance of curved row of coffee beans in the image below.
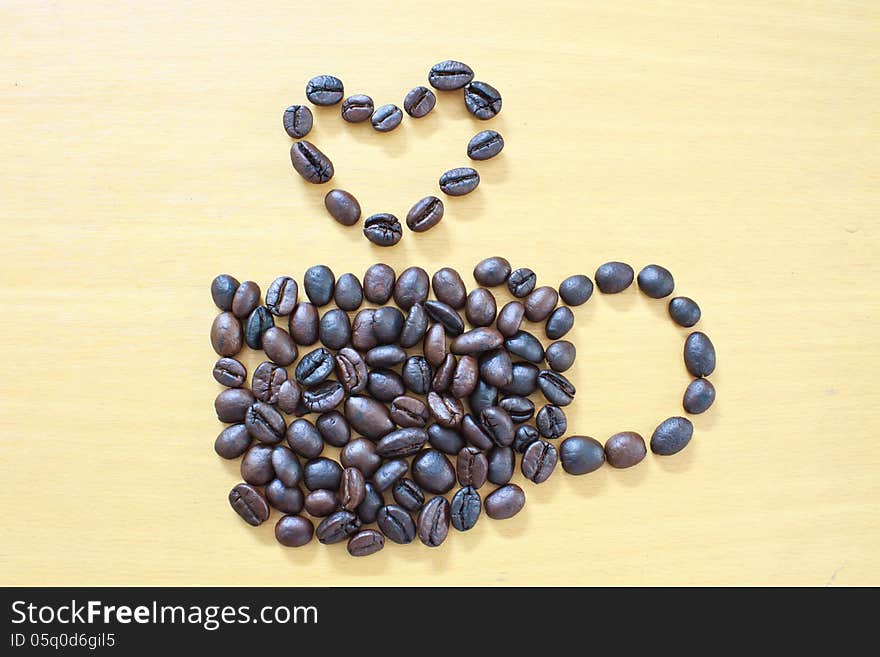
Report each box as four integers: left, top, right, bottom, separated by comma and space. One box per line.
284, 61, 504, 246
210, 258, 716, 555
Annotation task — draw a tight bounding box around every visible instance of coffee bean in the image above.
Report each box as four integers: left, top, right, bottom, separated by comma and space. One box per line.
319, 308, 351, 350
211, 313, 243, 358
334, 347, 367, 395
432, 267, 467, 309
439, 167, 480, 196
323, 190, 362, 228
479, 348, 513, 388
450, 354, 479, 398
266, 276, 298, 316
231, 281, 261, 319
425, 300, 465, 336
427, 391, 464, 428
461, 413, 494, 451
522, 439, 558, 483
464, 81, 502, 119
450, 486, 481, 531
524, 286, 558, 322
427, 424, 465, 455
363, 263, 396, 304
428, 60, 474, 90
371, 104, 403, 132
338, 467, 366, 511
605, 431, 647, 468
289, 302, 319, 345
451, 327, 504, 354
275, 515, 314, 546
683, 378, 715, 414
341, 438, 382, 479
423, 323, 447, 366
276, 379, 302, 414
245, 402, 286, 444
306, 75, 344, 105
400, 303, 429, 348
290, 140, 334, 183
244, 306, 274, 350
504, 331, 545, 363
559, 436, 605, 475
341, 94, 374, 122
215, 388, 256, 422
411, 449, 456, 494
303, 380, 345, 413
304, 265, 335, 306
545, 340, 576, 372
390, 395, 430, 428
484, 484, 525, 520
651, 416, 694, 456
215, 424, 251, 459
467, 129, 504, 160
468, 381, 498, 419
344, 395, 395, 440
363, 213, 403, 246
377, 427, 429, 458
559, 275, 593, 306
499, 396, 534, 424
271, 445, 303, 487
262, 327, 298, 366
252, 361, 287, 404
502, 362, 539, 397
316, 411, 350, 448
537, 370, 576, 406
406, 196, 444, 232
266, 479, 305, 514
347, 528, 385, 556
456, 446, 488, 488
334, 273, 364, 311
356, 483, 383, 523
390, 267, 427, 310
211, 274, 240, 311
351, 309, 378, 351
377, 505, 416, 544
496, 301, 525, 337
484, 446, 513, 485
372, 458, 409, 492
213, 357, 246, 388
368, 369, 405, 403
684, 331, 716, 377
546, 306, 574, 340
283, 104, 313, 138
418, 496, 450, 547
392, 478, 424, 512
241, 444, 275, 485
668, 296, 701, 327
402, 355, 433, 395
316, 510, 361, 545
536, 405, 566, 439
365, 345, 406, 369
229, 483, 269, 526
296, 347, 335, 386
285, 418, 324, 459
304, 489, 339, 517
638, 264, 675, 298
480, 406, 515, 447
404, 86, 436, 118
595, 261, 634, 294
506, 270, 534, 299
466, 288, 497, 327
303, 457, 343, 492
513, 425, 540, 453
473, 256, 511, 287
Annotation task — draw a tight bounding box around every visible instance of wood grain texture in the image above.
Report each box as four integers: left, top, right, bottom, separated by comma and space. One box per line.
0, 0, 877, 586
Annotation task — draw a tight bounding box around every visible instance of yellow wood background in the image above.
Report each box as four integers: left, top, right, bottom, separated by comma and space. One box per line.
1, 0, 877, 586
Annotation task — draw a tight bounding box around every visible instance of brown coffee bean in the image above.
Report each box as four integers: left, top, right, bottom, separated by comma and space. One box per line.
335, 347, 368, 394
524, 286, 559, 322
347, 528, 385, 556
456, 446, 489, 488
450, 327, 504, 354
289, 302, 319, 346
324, 189, 361, 226
262, 327, 298, 366
484, 484, 525, 520
338, 467, 366, 511
213, 357, 246, 387
450, 355, 479, 398
423, 323, 447, 366
390, 395, 430, 428
211, 312, 243, 357
276, 379, 302, 414
417, 496, 450, 547
521, 439, 558, 483
427, 392, 464, 428
229, 483, 269, 526
605, 431, 647, 468
432, 353, 457, 392
496, 301, 525, 337
432, 267, 467, 309
215, 388, 255, 423
252, 361, 287, 404
266, 276, 299, 316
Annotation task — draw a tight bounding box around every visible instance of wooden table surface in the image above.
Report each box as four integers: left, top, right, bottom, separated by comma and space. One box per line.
1, 0, 877, 586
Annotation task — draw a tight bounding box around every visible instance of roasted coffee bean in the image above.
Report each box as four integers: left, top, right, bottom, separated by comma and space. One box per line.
507, 268, 536, 298
306, 75, 344, 105
668, 296, 701, 327
372, 306, 405, 344
504, 331, 544, 363
402, 355, 433, 395
324, 189, 362, 227
394, 267, 430, 310
366, 345, 407, 369
522, 439, 558, 483
684, 331, 716, 377
304, 265, 335, 306
427, 391, 464, 428
411, 449, 456, 494
211, 274, 240, 311
450, 355, 479, 398
245, 306, 274, 350
499, 396, 535, 424
501, 362, 539, 397
213, 357, 246, 388
377, 427, 429, 458
341, 439, 382, 479
341, 94, 374, 122
536, 405, 566, 439
479, 349, 513, 388
524, 286, 558, 322
252, 360, 287, 404
467, 129, 504, 160
215, 388, 256, 423
392, 478, 424, 512
432, 267, 467, 309
245, 402, 286, 444
368, 369, 405, 403
432, 354, 456, 394
356, 483, 383, 523
333, 347, 367, 395
425, 300, 465, 336
496, 301, 525, 337
377, 505, 416, 544
427, 423, 465, 455
399, 303, 429, 348
283, 104, 313, 138
595, 261, 634, 294
215, 424, 251, 459
319, 308, 351, 350
229, 483, 269, 526
545, 340, 576, 373
480, 406, 515, 447
390, 396, 430, 428
344, 395, 395, 440
683, 378, 715, 414
304, 489, 339, 517
303, 457, 343, 492
404, 85, 436, 118
473, 256, 511, 287
485, 484, 525, 519
450, 486, 481, 531
466, 288, 497, 327
451, 327, 504, 354
487, 446, 515, 485
439, 167, 480, 196
372, 458, 409, 492
468, 381, 499, 418
316, 510, 361, 545
464, 81, 502, 119
271, 445, 302, 487
289, 302, 319, 345
546, 306, 574, 340
418, 497, 450, 547
605, 431, 647, 468
560, 436, 605, 475
266, 276, 298, 316
316, 411, 350, 448
423, 323, 447, 366
231, 280, 261, 319
303, 380, 345, 413
285, 418, 323, 459
428, 60, 474, 90
638, 264, 675, 298
348, 529, 384, 556
290, 140, 334, 183
456, 446, 488, 488
461, 413, 494, 451
371, 104, 403, 132
277, 379, 302, 414
333, 273, 363, 311
296, 347, 335, 386
404, 195, 444, 233
241, 444, 275, 485
266, 479, 304, 514
651, 416, 694, 456
262, 327, 298, 366
211, 312, 243, 357
537, 370, 576, 406
351, 309, 378, 351
363, 263, 396, 304
559, 275, 593, 306
338, 467, 366, 511
275, 514, 314, 546
513, 425, 540, 453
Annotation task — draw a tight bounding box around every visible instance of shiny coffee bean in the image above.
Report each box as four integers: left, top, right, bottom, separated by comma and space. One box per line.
371, 104, 403, 132
487, 446, 515, 485
508, 268, 536, 297
684, 331, 716, 377
428, 60, 474, 90
450, 355, 479, 398
296, 347, 335, 386
364, 212, 403, 247
368, 369, 405, 403
351, 309, 378, 351
466, 288, 497, 326
245, 402, 286, 444
411, 449, 456, 494
377, 427, 429, 458
285, 418, 324, 459
275, 515, 314, 546
306, 75, 344, 105
423, 323, 447, 366
341, 94, 374, 122
319, 308, 351, 350
432, 267, 467, 309
595, 261, 634, 294
277, 379, 302, 414
271, 445, 303, 487
432, 354, 459, 392
366, 345, 407, 368
404, 85, 436, 118
461, 414, 494, 451
302, 380, 345, 413
266, 276, 298, 316
392, 478, 424, 512
559, 274, 593, 306
513, 425, 540, 453
536, 405, 566, 439
425, 301, 465, 336
304, 489, 339, 517
427, 391, 464, 428
545, 340, 576, 372
504, 331, 544, 363
341, 439, 382, 479
229, 483, 269, 526
213, 357, 246, 388
638, 264, 675, 298
356, 483, 383, 524
605, 431, 647, 468
402, 355, 433, 395
464, 81, 502, 119
560, 436, 605, 475
499, 396, 535, 424
324, 189, 361, 226
524, 286, 558, 322
439, 167, 480, 196
334, 273, 363, 311
467, 129, 504, 160
363, 263, 396, 304
456, 446, 488, 488
215, 388, 256, 423
468, 381, 499, 418
418, 496, 450, 547
406, 195, 444, 232
316, 411, 350, 448
240, 444, 275, 485
283, 104, 313, 138
377, 505, 416, 544
393, 267, 429, 309
347, 529, 385, 556
214, 424, 251, 459
451, 327, 504, 354
683, 378, 715, 414
303, 457, 343, 491
473, 256, 511, 287
335, 347, 368, 394
522, 439, 558, 483
266, 479, 304, 514
668, 296, 701, 327
289, 302, 319, 345
211, 274, 240, 311
316, 510, 361, 545
546, 306, 574, 340
262, 327, 297, 366
372, 458, 409, 492
231, 280, 260, 319
485, 484, 525, 520
344, 395, 395, 440
450, 486, 481, 531
245, 306, 275, 350
390, 395, 430, 428
537, 370, 576, 406
290, 140, 334, 183
304, 265, 335, 306
496, 301, 525, 337
480, 406, 515, 446
428, 424, 465, 455
651, 416, 694, 456
338, 467, 366, 511
400, 303, 429, 348
479, 349, 513, 387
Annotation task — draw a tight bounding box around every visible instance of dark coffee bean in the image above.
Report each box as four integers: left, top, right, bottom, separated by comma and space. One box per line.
524, 286, 558, 322
316, 411, 350, 448
390, 395, 430, 428
466, 288, 497, 327
651, 416, 694, 456
451, 327, 504, 355
402, 355, 433, 395
213, 357, 246, 388
348, 529, 385, 556
464, 81, 502, 119
276, 379, 302, 414
266, 479, 304, 514
427, 423, 465, 455
456, 446, 488, 488
338, 467, 366, 511
461, 413, 494, 451
341, 94, 374, 122
333, 273, 363, 311
425, 300, 465, 336
316, 510, 361, 545
507, 268, 536, 298
371, 104, 403, 132
341, 439, 382, 479
559, 275, 593, 306
229, 483, 269, 526
289, 302, 319, 345
324, 189, 362, 227
684, 331, 716, 377
536, 405, 566, 439
467, 129, 504, 160
399, 303, 429, 348
595, 261, 634, 294
423, 323, 447, 366
271, 445, 302, 487
513, 425, 540, 453
473, 256, 511, 287
560, 436, 605, 475
303, 457, 343, 492
439, 167, 480, 196
404, 86, 436, 118
504, 331, 545, 363
211, 274, 240, 311
303, 265, 335, 306
290, 140, 334, 183
546, 306, 574, 340
215, 388, 256, 423
668, 296, 701, 327
638, 264, 675, 298
428, 60, 474, 90
683, 378, 716, 414
432, 267, 467, 309
319, 308, 351, 350
406, 195, 444, 232
418, 496, 450, 547
450, 354, 479, 398
605, 431, 647, 468
368, 369, 405, 403
231, 280, 260, 319
306, 75, 344, 105
468, 381, 498, 418
484, 484, 525, 520
211, 313, 243, 358
304, 489, 339, 517
427, 391, 464, 428
499, 396, 535, 424
394, 267, 430, 309
366, 345, 407, 369
480, 406, 515, 446
334, 347, 367, 395
266, 276, 299, 316
245, 306, 274, 350
377, 427, 429, 458
487, 446, 515, 485
411, 449, 456, 494
372, 458, 409, 492
356, 483, 383, 523
283, 104, 313, 138
377, 505, 416, 544
450, 486, 481, 531
351, 309, 378, 351
214, 424, 251, 459
537, 370, 576, 406
496, 301, 525, 337
363, 212, 403, 247
344, 395, 395, 440
392, 478, 424, 512
479, 348, 513, 388
285, 418, 323, 459
303, 380, 345, 413
296, 347, 335, 386
240, 444, 275, 485
245, 402, 286, 444
363, 263, 396, 304
431, 356, 456, 393
545, 340, 576, 372
522, 439, 558, 483
275, 515, 314, 546
262, 327, 298, 366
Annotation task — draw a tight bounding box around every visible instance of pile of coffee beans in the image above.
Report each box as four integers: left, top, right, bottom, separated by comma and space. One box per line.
283, 61, 504, 246
211, 259, 716, 555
